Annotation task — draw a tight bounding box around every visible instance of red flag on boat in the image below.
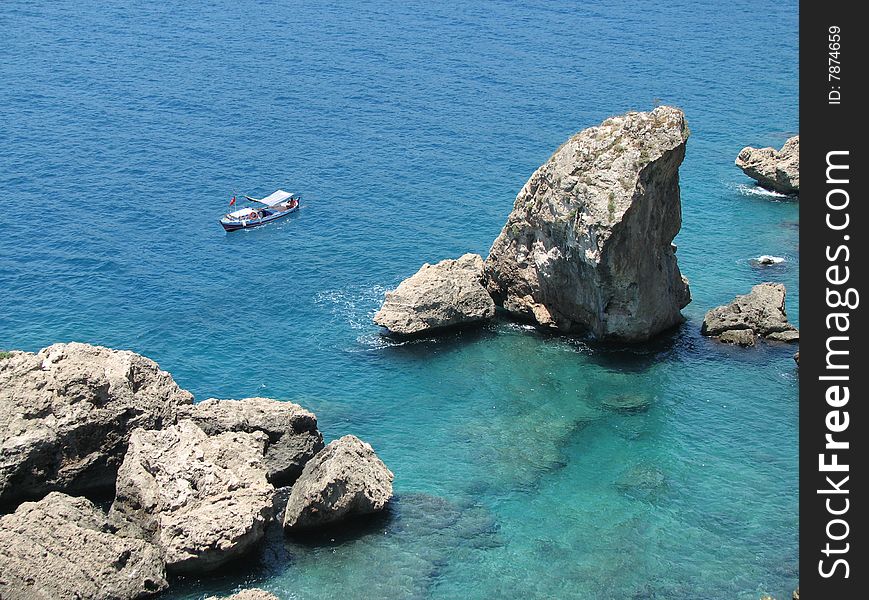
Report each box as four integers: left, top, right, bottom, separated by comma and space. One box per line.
229, 196, 236, 206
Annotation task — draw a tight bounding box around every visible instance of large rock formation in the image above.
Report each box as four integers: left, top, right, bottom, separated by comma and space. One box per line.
0, 492, 167, 600
110, 420, 274, 574
374, 253, 495, 335
701, 283, 799, 344
283, 435, 394, 530
179, 397, 324, 486
0, 342, 193, 507
735, 135, 799, 194
484, 106, 691, 341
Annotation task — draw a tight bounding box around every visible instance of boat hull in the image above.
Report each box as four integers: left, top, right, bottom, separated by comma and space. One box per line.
219, 205, 298, 231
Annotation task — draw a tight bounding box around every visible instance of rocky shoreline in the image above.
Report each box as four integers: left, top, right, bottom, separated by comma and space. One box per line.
0, 342, 394, 599
373, 107, 799, 354
1, 110, 801, 598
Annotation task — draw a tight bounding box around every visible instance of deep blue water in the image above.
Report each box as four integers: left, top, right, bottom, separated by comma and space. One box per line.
1, 1, 799, 598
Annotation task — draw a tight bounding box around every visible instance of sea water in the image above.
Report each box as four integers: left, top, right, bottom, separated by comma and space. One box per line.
0, 1, 799, 598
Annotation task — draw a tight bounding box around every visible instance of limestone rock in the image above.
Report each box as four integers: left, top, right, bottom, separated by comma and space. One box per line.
0, 492, 167, 600
767, 329, 800, 342
110, 420, 274, 574
718, 329, 756, 347
283, 435, 394, 530
0, 342, 193, 507
794, 352, 800, 366
205, 590, 279, 600
736, 135, 799, 194
484, 106, 691, 341
374, 253, 495, 335
701, 283, 798, 344
179, 397, 324, 486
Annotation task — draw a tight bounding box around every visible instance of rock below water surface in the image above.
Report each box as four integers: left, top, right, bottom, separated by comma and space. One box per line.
283, 435, 394, 530
0, 492, 167, 600
701, 283, 799, 345
206, 590, 279, 600
0, 342, 192, 507
110, 420, 274, 574
601, 393, 652, 414
485, 106, 691, 341
374, 253, 495, 335
735, 135, 799, 194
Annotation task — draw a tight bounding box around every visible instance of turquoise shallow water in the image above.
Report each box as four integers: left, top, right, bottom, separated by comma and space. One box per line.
1, 1, 798, 598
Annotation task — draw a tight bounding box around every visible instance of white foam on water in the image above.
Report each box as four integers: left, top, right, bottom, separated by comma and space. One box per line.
735, 183, 790, 199
754, 255, 786, 264
314, 284, 390, 332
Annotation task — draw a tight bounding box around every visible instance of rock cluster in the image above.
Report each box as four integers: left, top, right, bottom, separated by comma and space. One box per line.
735, 135, 799, 194
0, 342, 193, 506
0, 492, 167, 600
374, 107, 692, 342
373, 253, 495, 335
0, 342, 393, 599
284, 435, 394, 530
701, 283, 799, 346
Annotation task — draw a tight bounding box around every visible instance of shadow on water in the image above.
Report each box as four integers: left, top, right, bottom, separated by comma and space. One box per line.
378, 314, 694, 374
376, 321, 500, 359
565, 320, 694, 373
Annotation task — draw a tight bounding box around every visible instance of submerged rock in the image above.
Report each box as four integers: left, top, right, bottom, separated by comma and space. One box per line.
110, 420, 274, 574
205, 590, 279, 600
179, 397, 324, 486
601, 393, 652, 413
283, 435, 394, 530
615, 464, 666, 499
374, 253, 495, 335
701, 283, 798, 344
0, 492, 167, 600
484, 106, 691, 341
276, 492, 499, 600
0, 342, 193, 507
735, 135, 799, 194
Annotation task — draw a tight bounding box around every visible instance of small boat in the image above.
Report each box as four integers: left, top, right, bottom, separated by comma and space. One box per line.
219, 190, 300, 231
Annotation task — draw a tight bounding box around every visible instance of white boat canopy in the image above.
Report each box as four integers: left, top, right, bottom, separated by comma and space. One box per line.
227, 207, 259, 218
250, 190, 294, 207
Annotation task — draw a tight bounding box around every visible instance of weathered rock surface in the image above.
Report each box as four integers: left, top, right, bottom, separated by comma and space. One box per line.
283, 435, 394, 530
701, 283, 799, 344
110, 420, 274, 574
179, 397, 323, 486
0, 342, 193, 507
205, 590, 279, 600
735, 135, 799, 194
484, 106, 691, 341
718, 328, 756, 347
0, 492, 167, 600
374, 253, 495, 335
